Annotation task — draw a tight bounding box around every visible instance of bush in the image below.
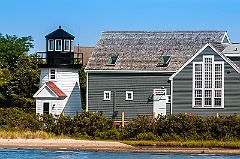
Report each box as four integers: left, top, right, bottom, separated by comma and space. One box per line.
2, 107, 240, 142
137, 132, 156, 141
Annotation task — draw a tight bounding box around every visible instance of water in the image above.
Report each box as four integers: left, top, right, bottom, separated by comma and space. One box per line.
0, 148, 239, 159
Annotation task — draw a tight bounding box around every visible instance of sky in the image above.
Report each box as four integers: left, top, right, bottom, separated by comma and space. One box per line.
1, 0, 240, 53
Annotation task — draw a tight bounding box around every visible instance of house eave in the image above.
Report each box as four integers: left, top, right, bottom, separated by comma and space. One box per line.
84, 69, 176, 74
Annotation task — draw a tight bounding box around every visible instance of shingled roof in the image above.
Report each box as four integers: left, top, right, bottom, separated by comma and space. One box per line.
86, 31, 229, 71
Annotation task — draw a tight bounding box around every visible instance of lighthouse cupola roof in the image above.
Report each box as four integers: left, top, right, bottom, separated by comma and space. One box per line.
45, 26, 75, 39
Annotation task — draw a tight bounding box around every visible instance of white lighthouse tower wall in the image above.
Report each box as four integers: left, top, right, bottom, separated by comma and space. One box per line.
36, 68, 82, 117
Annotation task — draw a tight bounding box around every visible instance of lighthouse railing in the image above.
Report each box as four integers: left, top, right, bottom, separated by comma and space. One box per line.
36, 52, 83, 65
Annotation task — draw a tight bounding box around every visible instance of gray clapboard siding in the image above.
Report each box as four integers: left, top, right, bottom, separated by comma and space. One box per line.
172, 46, 240, 116
228, 57, 240, 67
88, 73, 172, 119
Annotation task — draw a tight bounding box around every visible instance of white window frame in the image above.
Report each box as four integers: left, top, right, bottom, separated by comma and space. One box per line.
49, 68, 57, 81
55, 39, 62, 51
126, 91, 133, 101
64, 40, 70, 51
104, 91, 111, 101
192, 55, 224, 108
48, 39, 54, 51
71, 40, 74, 52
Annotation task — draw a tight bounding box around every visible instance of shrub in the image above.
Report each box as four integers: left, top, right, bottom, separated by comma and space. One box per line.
136, 132, 156, 141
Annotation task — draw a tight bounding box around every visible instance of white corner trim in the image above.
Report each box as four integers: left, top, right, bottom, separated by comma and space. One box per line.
86, 72, 89, 111
170, 79, 173, 114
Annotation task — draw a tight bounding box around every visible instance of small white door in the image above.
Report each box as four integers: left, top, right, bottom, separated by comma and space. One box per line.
153, 89, 167, 117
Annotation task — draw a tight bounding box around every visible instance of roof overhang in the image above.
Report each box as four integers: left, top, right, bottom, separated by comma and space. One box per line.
224, 53, 240, 57
33, 82, 67, 99
85, 69, 176, 74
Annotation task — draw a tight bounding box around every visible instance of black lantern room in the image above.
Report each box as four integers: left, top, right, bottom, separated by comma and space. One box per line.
37, 26, 83, 68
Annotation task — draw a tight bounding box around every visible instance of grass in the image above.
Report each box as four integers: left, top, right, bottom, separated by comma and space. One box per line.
0, 130, 68, 139
122, 140, 240, 149
1, 130, 240, 149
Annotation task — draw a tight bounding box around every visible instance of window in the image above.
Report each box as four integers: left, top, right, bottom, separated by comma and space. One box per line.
55, 39, 62, 51
49, 68, 57, 81
71, 40, 74, 51
64, 40, 70, 51
126, 91, 133, 100
157, 56, 171, 67
48, 39, 54, 51
193, 56, 224, 108
107, 56, 118, 65
104, 91, 111, 100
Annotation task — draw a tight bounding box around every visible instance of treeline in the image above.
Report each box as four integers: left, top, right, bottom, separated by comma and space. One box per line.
1, 107, 240, 141
0, 34, 87, 110
0, 34, 39, 108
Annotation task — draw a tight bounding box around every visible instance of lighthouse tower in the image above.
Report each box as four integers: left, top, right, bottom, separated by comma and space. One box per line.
33, 26, 82, 117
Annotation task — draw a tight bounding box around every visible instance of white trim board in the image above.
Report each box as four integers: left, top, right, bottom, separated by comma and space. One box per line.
33, 83, 58, 98
85, 70, 176, 73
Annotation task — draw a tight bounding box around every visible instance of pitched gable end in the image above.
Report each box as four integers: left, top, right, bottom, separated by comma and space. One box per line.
221, 33, 231, 44
169, 43, 240, 80
33, 82, 67, 99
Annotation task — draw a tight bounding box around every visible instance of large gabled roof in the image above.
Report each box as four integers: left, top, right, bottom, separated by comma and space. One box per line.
45, 26, 74, 39
86, 31, 229, 71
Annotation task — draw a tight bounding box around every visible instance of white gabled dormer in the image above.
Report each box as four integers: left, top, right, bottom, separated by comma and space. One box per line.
221, 32, 231, 44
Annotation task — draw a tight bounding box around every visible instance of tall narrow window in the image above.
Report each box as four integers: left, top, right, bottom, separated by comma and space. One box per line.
55, 39, 62, 51
193, 56, 224, 108
48, 39, 54, 51
49, 68, 57, 81
71, 40, 74, 51
64, 40, 70, 51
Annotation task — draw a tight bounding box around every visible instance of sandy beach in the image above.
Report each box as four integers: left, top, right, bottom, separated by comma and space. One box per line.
1, 139, 240, 155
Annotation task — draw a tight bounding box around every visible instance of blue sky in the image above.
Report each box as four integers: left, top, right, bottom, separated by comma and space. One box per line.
1, 0, 240, 53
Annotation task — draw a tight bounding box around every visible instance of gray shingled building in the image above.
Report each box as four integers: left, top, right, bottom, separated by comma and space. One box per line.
85, 31, 240, 119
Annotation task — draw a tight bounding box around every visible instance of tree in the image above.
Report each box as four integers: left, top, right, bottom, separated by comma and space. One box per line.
0, 68, 12, 104
0, 33, 39, 108
0, 34, 33, 70
79, 65, 86, 110
0, 54, 40, 108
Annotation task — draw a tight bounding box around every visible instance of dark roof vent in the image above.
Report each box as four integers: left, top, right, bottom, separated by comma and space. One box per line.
59, 26, 62, 29
156, 56, 171, 67
107, 56, 118, 66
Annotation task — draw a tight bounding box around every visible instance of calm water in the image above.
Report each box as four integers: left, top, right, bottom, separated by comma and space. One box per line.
0, 148, 240, 159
